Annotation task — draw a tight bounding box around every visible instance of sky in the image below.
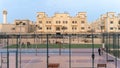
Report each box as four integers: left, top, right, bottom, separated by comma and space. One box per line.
0, 0, 120, 23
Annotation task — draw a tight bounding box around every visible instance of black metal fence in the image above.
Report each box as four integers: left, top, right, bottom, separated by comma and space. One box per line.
103, 33, 120, 68
1, 33, 119, 68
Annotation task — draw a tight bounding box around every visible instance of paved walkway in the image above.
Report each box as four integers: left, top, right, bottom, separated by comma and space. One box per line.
0, 48, 120, 68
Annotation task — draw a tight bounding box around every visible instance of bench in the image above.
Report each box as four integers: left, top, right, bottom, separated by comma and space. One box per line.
48, 63, 59, 68
97, 64, 106, 68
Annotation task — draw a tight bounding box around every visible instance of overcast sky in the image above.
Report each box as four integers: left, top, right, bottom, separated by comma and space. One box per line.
0, 0, 120, 23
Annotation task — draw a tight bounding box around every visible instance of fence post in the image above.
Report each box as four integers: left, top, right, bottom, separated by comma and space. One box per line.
16, 35, 19, 68
91, 32, 95, 68
115, 33, 117, 68
69, 34, 71, 68
6, 35, 9, 68
118, 34, 120, 68
105, 33, 108, 61
46, 34, 49, 68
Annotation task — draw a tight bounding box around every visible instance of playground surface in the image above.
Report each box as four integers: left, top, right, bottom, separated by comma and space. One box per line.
0, 48, 119, 68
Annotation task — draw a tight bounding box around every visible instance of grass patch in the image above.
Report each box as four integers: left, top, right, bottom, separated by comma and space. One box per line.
5, 44, 102, 48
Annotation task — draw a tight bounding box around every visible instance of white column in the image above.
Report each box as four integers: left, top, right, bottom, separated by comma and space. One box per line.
3, 10, 7, 24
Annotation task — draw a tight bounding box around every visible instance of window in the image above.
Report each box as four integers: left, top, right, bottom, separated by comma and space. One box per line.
38, 26, 42, 30
88, 27, 90, 29
118, 28, 120, 30
63, 21, 68, 24
63, 21, 65, 24
39, 21, 42, 23
56, 21, 60, 24
118, 20, 120, 24
56, 27, 60, 31
72, 21, 77, 24
46, 21, 48, 23
72, 27, 74, 30
49, 21, 51, 23
62, 26, 67, 30
110, 27, 113, 30
59, 21, 61, 23
75, 21, 77, 23
72, 21, 74, 24
66, 21, 68, 23
72, 27, 77, 30
63, 21, 65, 23
110, 21, 113, 24
75, 27, 77, 30
23, 23, 26, 25
46, 21, 51, 24
81, 27, 85, 30
81, 21, 85, 24
56, 21, 58, 23
46, 27, 51, 30
16, 23, 19, 25
47, 27, 48, 30
12, 28, 15, 30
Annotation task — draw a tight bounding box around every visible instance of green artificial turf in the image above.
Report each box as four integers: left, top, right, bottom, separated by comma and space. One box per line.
5, 44, 102, 48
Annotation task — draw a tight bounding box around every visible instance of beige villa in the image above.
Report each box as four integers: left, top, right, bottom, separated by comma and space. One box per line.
0, 10, 120, 34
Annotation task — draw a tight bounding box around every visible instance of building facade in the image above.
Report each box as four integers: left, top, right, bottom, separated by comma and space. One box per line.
1, 10, 120, 34
95, 12, 120, 33
14, 19, 34, 33
36, 12, 90, 34
0, 19, 34, 33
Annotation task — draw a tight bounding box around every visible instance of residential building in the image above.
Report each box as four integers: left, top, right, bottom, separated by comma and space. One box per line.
99, 12, 120, 33
36, 12, 89, 34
